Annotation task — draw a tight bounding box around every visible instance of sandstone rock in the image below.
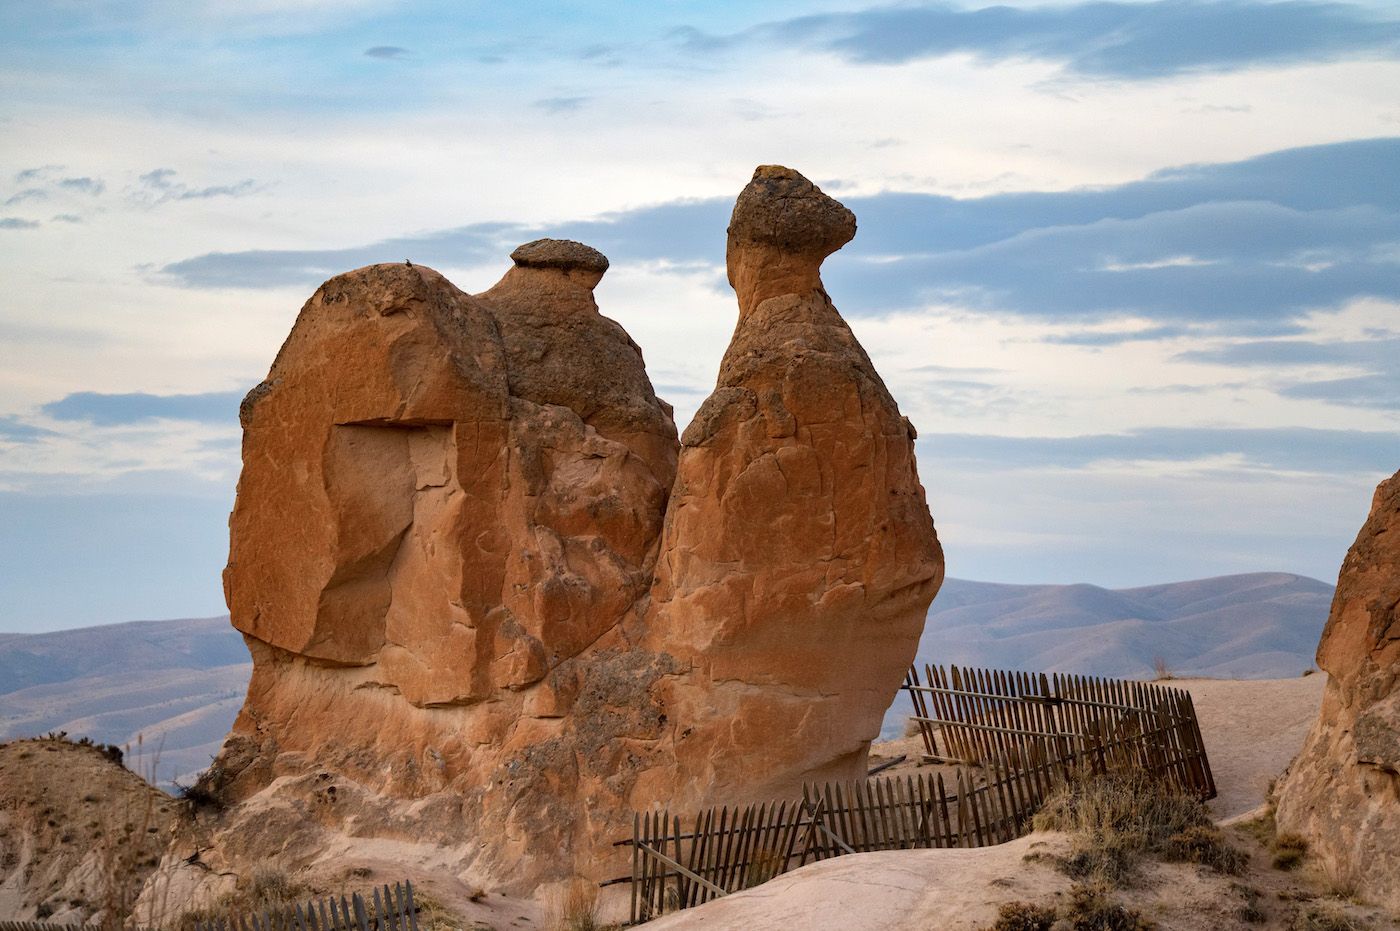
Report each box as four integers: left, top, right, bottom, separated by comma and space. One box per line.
144, 170, 941, 912
1276, 470, 1400, 909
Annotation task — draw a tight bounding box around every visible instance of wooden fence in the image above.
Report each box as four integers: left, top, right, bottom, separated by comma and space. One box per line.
904, 663, 1215, 799
614, 756, 1055, 924
613, 662, 1217, 923
188, 882, 418, 931
0, 884, 417, 931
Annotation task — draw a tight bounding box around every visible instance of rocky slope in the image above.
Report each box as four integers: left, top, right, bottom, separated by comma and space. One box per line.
0, 737, 178, 923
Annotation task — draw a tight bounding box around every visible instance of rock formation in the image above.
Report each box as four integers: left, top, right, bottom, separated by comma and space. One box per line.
1276, 469, 1400, 909
144, 167, 942, 910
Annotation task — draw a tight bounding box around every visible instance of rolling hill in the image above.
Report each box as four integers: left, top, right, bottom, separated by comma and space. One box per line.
0, 616, 248, 785
0, 572, 1334, 777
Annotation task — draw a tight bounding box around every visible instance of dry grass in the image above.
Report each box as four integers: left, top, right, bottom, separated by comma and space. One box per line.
178, 866, 311, 927
1151, 656, 1174, 681
903, 716, 923, 738
989, 900, 1057, 930
1061, 883, 1155, 931
1273, 833, 1309, 871
1033, 771, 1247, 885
1289, 902, 1371, 931
548, 878, 617, 931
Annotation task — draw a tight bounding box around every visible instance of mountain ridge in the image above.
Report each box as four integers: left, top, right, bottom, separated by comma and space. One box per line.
0, 572, 1334, 775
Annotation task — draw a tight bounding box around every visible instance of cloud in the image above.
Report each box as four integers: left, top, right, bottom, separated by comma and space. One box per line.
925, 426, 1395, 475
41, 391, 246, 426
0, 218, 40, 229
4, 189, 47, 207
158, 137, 1400, 337
56, 177, 104, 196
4, 172, 105, 208
0, 416, 57, 443
15, 165, 63, 184
133, 169, 261, 206
1279, 373, 1400, 410
1176, 336, 1400, 409
363, 45, 410, 60
51, 214, 83, 224
677, 0, 1400, 80
533, 96, 590, 114
1176, 337, 1400, 366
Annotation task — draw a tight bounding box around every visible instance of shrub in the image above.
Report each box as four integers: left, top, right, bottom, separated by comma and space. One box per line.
1273, 833, 1309, 871
1163, 824, 1249, 874
549, 877, 617, 931
990, 900, 1057, 930
1290, 904, 1370, 931
1062, 884, 1154, 931
1034, 771, 1246, 884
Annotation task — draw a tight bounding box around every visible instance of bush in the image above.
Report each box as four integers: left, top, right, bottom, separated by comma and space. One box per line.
990, 900, 1057, 930
1062, 884, 1154, 931
1273, 833, 1308, 871
1163, 824, 1249, 874
1290, 904, 1370, 931
1033, 772, 1246, 884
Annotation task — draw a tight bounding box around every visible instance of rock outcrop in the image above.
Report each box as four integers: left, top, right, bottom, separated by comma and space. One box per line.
143, 167, 942, 910
1276, 470, 1400, 908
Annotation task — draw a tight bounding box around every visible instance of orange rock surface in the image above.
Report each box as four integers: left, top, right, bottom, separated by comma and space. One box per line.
1276, 469, 1400, 909
158, 167, 943, 901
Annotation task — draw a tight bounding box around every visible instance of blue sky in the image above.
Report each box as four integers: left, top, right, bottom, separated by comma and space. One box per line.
1, 0, 1397, 632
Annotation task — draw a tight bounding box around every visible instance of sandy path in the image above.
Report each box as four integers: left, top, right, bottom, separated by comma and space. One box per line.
1174, 675, 1326, 819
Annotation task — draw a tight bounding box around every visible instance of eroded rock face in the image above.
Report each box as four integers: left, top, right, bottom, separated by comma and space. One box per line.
147, 168, 942, 908
1276, 470, 1400, 909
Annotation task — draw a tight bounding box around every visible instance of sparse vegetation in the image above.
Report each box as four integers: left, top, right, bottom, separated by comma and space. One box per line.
1061, 883, 1155, 931
549, 877, 617, 931
989, 900, 1057, 930
1273, 833, 1309, 871
903, 715, 923, 738
1033, 771, 1247, 884
1233, 882, 1267, 924
1151, 655, 1174, 681
1289, 903, 1371, 931
175, 761, 230, 815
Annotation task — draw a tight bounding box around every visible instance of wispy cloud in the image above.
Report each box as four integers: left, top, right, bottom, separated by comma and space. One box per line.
533, 95, 590, 114
56, 177, 104, 196
675, 0, 1400, 80
41, 391, 246, 426
0, 416, 57, 443
363, 45, 410, 60
0, 218, 40, 230
132, 169, 262, 206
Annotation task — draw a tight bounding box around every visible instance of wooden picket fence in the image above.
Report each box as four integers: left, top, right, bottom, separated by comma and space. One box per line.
613, 662, 1217, 923
613, 755, 1057, 924
904, 663, 1215, 799
0, 884, 416, 931
188, 882, 418, 931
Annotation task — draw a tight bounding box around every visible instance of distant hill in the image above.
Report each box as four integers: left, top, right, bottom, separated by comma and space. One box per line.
0, 616, 248, 785
878, 571, 1333, 737
0, 572, 1334, 775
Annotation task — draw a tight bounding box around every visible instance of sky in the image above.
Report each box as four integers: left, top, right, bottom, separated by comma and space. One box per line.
1, 0, 1397, 633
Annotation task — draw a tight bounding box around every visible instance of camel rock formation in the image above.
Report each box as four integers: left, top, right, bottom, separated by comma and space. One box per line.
144, 168, 942, 909
1276, 469, 1400, 909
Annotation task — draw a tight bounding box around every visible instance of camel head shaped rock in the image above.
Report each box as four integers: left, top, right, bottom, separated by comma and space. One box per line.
140, 167, 943, 917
